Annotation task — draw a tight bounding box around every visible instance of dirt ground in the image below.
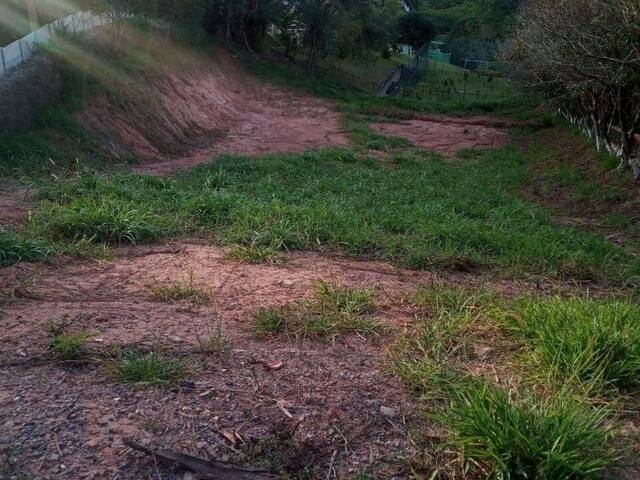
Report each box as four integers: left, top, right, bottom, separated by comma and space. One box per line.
79, 52, 349, 176
0, 242, 542, 480
0, 183, 34, 227
370, 117, 510, 156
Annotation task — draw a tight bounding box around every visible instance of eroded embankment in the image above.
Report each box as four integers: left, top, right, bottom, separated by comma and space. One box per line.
79, 51, 348, 175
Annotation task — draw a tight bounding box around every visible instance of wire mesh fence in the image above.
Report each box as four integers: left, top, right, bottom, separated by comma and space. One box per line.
0, 11, 111, 77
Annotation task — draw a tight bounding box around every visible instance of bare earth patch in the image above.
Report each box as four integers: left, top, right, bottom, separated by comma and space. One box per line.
370, 117, 510, 156
0, 183, 34, 227
79, 52, 348, 176
0, 243, 544, 479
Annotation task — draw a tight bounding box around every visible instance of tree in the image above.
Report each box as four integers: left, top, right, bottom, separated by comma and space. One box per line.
506, 0, 640, 179
397, 11, 434, 50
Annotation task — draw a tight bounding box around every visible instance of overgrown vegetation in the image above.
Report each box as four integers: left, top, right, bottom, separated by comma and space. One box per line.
20, 144, 639, 284
253, 281, 379, 341
390, 284, 629, 479
504, 297, 640, 391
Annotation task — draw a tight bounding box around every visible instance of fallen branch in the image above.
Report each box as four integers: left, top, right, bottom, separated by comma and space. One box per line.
124, 441, 278, 479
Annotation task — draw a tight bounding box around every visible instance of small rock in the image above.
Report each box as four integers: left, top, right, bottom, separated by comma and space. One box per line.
380, 406, 398, 418
196, 441, 207, 450
49, 454, 60, 461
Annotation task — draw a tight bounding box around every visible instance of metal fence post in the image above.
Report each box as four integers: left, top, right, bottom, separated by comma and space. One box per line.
0, 48, 6, 74
18, 40, 24, 63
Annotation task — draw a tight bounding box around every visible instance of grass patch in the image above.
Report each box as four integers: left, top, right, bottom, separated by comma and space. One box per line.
107, 350, 188, 386
503, 297, 640, 390
196, 318, 231, 357
253, 281, 379, 341
444, 381, 619, 480
48, 332, 92, 361
22, 146, 640, 284
149, 270, 210, 304
227, 243, 286, 265
0, 231, 51, 267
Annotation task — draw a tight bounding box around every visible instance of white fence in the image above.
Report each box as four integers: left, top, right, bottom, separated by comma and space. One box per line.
0, 11, 111, 77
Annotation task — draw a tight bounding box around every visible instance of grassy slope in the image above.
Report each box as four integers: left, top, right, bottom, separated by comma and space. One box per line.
1, 38, 638, 287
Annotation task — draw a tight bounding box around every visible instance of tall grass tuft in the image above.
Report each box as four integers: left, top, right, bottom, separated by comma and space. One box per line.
505, 297, 640, 390
0, 231, 50, 267
444, 381, 619, 480
36, 198, 169, 244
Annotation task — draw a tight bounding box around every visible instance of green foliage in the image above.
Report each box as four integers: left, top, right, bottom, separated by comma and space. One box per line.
397, 11, 435, 50
108, 350, 188, 385
253, 281, 379, 341
36, 197, 170, 245
227, 243, 286, 265
49, 332, 92, 361
21, 143, 640, 283
149, 271, 210, 304
505, 297, 640, 390
444, 382, 619, 480
0, 231, 50, 267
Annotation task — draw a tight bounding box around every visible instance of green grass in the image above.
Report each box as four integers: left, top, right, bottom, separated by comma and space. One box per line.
21, 146, 640, 285
444, 381, 619, 480
504, 297, 640, 390
0, 231, 51, 267
227, 243, 286, 265
149, 270, 210, 304
48, 332, 92, 361
107, 351, 188, 386
253, 281, 379, 341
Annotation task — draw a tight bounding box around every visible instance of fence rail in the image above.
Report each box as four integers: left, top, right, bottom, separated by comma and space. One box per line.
377, 42, 430, 97
0, 11, 111, 77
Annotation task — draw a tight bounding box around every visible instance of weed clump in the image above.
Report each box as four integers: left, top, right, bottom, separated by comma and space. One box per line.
445, 382, 618, 480
504, 297, 640, 390
107, 350, 187, 386
227, 243, 286, 265
0, 231, 50, 267
253, 281, 379, 341
149, 269, 210, 304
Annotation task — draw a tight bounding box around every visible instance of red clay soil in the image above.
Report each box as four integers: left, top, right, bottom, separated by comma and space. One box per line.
0, 243, 537, 480
79, 52, 348, 176
370, 117, 510, 156
0, 183, 34, 227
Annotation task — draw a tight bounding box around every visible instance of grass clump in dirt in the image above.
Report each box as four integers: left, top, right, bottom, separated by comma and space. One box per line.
107, 350, 188, 386
227, 243, 286, 265
253, 281, 379, 341
196, 318, 231, 357
0, 231, 51, 267
444, 381, 619, 480
390, 284, 492, 397
149, 269, 210, 304
503, 297, 640, 391
49, 332, 93, 361
45, 315, 93, 361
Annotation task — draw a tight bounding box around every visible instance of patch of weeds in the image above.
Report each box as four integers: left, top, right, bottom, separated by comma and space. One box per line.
503, 297, 640, 391
0, 231, 51, 267
253, 281, 379, 341
444, 381, 619, 480
45, 315, 92, 361
197, 318, 230, 357
227, 243, 286, 265
149, 269, 210, 304
254, 306, 289, 337
390, 284, 496, 398
36, 197, 169, 245
107, 350, 188, 386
